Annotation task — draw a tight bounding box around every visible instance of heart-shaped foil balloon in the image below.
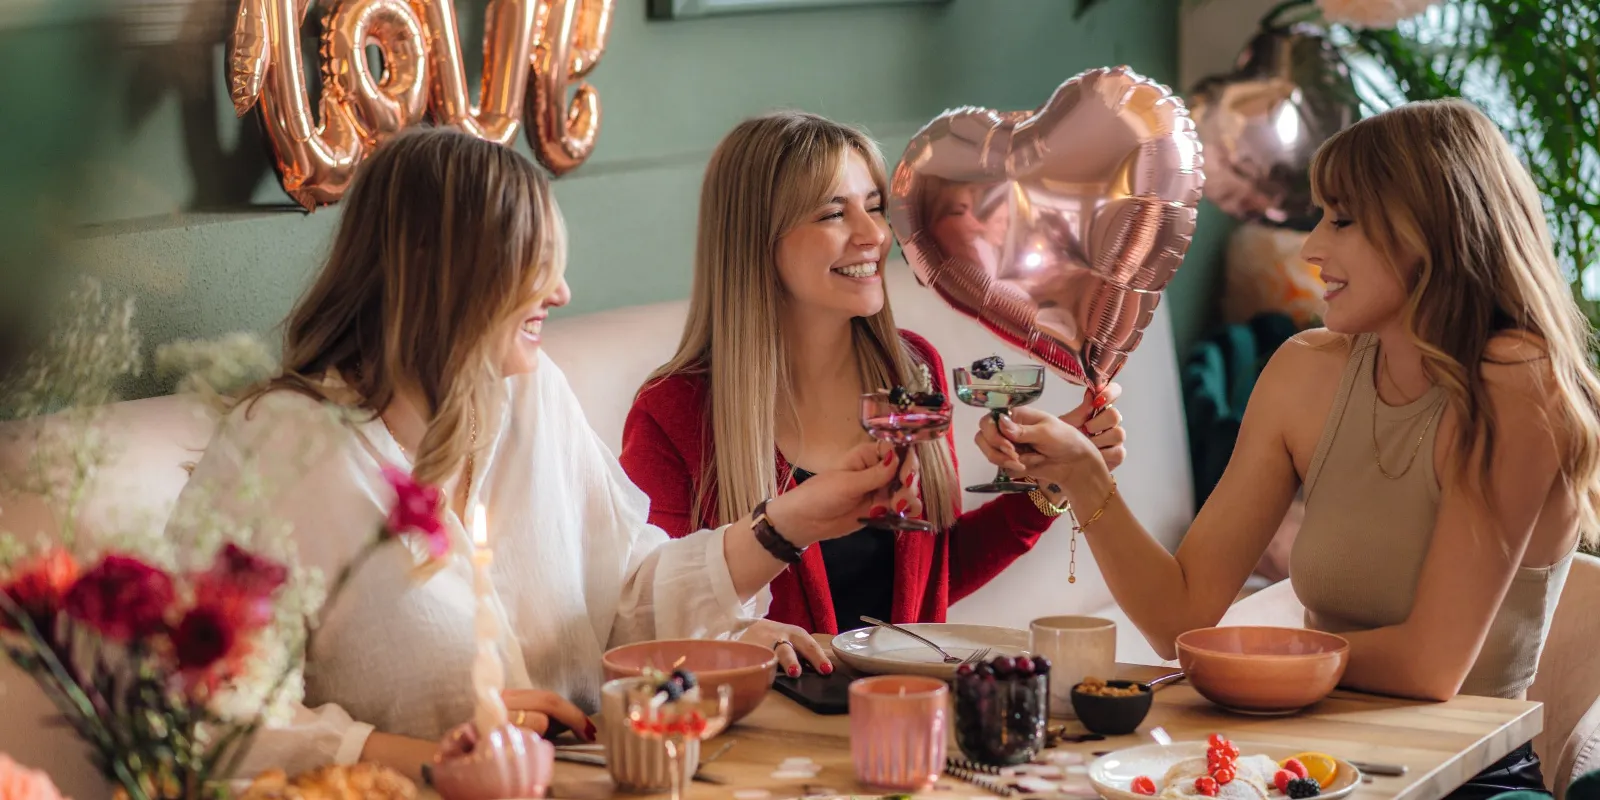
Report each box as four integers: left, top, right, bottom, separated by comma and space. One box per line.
889, 66, 1205, 391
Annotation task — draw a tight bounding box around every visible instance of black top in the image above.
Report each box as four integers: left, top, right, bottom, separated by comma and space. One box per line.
792, 466, 897, 630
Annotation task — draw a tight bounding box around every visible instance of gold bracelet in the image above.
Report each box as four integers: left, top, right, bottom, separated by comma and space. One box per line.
1027, 488, 1070, 518
1064, 476, 1117, 586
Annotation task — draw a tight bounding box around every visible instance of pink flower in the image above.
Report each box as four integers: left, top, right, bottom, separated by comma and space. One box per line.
194, 543, 288, 631
0, 754, 68, 800
381, 465, 449, 558
1, 549, 79, 631
63, 555, 174, 642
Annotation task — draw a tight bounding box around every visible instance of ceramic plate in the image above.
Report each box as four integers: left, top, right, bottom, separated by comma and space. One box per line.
1088, 741, 1360, 800
830, 623, 1030, 679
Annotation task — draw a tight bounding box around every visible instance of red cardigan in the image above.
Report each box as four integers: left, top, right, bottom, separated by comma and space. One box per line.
618, 330, 1053, 634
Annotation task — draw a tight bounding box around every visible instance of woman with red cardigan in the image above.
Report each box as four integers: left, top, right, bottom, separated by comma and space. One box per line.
620, 112, 1126, 674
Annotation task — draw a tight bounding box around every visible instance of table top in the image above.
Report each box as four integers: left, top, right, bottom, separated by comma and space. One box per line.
542, 663, 1541, 800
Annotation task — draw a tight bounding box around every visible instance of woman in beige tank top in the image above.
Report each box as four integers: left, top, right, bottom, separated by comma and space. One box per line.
977, 99, 1600, 778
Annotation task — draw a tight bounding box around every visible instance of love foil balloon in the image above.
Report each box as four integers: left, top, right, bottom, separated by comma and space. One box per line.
889, 66, 1205, 391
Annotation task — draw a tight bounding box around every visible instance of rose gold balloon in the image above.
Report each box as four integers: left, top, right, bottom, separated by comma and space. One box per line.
889, 66, 1205, 390
527, 0, 615, 175
249, 0, 366, 209
411, 0, 539, 146
322, 0, 431, 146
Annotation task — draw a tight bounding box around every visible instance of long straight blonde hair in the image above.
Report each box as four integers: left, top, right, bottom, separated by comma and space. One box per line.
1310, 99, 1600, 547
247, 126, 567, 489
647, 111, 959, 530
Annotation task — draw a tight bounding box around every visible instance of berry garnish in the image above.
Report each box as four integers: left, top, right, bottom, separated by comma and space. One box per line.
1194, 776, 1219, 797
888, 386, 912, 408
1224, 741, 1241, 758
1212, 766, 1236, 786
1281, 758, 1308, 780
1031, 656, 1051, 674
990, 655, 1015, 676
918, 391, 947, 408
655, 680, 684, 701
971, 356, 1005, 379
1013, 656, 1034, 675
671, 668, 698, 689
1130, 776, 1156, 796
1274, 770, 1294, 795
1286, 777, 1321, 798
1208, 733, 1229, 749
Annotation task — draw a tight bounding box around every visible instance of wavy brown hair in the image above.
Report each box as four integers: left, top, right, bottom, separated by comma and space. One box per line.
247, 126, 566, 489
645, 111, 959, 530
1310, 99, 1600, 547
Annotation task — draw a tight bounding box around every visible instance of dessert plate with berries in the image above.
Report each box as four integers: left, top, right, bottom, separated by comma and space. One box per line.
832, 623, 1030, 679
1088, 733, 1359, 800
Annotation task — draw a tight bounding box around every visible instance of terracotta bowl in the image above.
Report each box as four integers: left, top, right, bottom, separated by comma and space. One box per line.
601, 639, 777, 724
1175, 626, 1350, 715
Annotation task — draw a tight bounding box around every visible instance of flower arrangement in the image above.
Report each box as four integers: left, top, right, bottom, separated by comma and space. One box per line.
0, 279, 447, 798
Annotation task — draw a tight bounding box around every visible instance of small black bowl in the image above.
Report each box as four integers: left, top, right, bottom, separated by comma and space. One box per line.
1070, 679, 1153, 736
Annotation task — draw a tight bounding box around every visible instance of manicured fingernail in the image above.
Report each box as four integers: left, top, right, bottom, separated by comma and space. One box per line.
821, 662, 834, 675
1078, 424, 1090, 435
868, 505, 888, 516
895, 499, 909, 513
1093, 393, 1109, 409
883, 451, 896, 466
1000, 417, 1017, 430
789, 666, 801, 677
585, 721, 597, 741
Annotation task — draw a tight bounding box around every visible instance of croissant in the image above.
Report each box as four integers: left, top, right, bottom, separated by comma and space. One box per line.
236, 763, 417, 800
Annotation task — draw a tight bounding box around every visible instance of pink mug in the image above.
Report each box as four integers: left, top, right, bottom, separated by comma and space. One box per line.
849, 675, 949, 792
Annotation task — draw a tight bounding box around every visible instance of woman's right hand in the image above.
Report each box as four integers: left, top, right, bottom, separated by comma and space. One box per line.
765, 441, 918, 546
501, 689, 596, 742
975, 384, 1124, 488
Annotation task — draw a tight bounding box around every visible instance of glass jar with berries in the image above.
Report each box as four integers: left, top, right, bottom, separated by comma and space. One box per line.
953, 654, 1050, 766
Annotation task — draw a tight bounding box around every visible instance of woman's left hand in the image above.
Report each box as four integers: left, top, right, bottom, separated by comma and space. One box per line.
502, 689, 597, 742
736, 618, 833, 678
975, 383, 1126, 481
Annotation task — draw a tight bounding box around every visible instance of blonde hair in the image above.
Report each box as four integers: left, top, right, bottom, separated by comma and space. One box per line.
249, 126, 566, 489
1310, 99, 1600, 547
647, 110, 959, 530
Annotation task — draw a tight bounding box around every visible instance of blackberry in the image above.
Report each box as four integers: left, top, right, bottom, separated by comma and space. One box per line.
671, 669, 697, 690
1286, 777, 1321, 798
655, 680, 684, 701
888, 386, 912, 408
971, 356, 1005, 379
918, 391, 947, 408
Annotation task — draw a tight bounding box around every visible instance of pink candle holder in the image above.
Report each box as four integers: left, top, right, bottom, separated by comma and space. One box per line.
848, 675, 949, 792
430, 722, 555, 800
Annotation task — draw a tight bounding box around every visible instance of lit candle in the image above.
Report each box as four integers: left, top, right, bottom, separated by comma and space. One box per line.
469, 504, 510, 734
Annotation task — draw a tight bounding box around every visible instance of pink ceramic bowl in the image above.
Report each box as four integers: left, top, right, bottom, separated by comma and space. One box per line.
1175, 626, 1350, 714
601, 639, 777, 724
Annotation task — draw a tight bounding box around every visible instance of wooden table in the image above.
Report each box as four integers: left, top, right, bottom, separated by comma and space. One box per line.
543, 664, 1541, 800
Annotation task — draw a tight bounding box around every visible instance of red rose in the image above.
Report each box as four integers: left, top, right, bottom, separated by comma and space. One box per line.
172, 604, 239, 671
63, 555, 175, 642
195, 544, 287, 630
381, 465, 448, 558
1, 549, 79, 631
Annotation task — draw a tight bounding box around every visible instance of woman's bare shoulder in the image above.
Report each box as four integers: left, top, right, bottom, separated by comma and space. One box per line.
1256, 328, 1355, 389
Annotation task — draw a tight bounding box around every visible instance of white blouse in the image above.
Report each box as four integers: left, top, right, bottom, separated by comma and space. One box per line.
166, 352, 768, 776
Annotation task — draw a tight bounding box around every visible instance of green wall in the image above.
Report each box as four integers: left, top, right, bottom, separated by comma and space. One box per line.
49, 0, 1209, 396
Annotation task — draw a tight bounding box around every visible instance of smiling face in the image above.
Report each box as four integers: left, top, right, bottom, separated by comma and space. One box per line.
774, 148, 891, 323
497, 276, 571, 376
1300, 204, 1415, 335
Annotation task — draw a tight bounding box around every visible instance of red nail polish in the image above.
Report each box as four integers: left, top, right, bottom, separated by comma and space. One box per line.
868, 505, 888, 516
789, 666, 801, 677
821, 663, 834, 675
895, 499, 909, 513
585, 721, 597, 740
1093, 393, 1109, 409
883, 451, 896, 466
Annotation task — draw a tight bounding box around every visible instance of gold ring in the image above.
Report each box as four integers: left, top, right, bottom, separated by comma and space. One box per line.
516, 710, 526, 727
774, 640, 794, 651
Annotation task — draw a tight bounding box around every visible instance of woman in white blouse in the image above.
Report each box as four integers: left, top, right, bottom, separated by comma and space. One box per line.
169, 127, 919, 782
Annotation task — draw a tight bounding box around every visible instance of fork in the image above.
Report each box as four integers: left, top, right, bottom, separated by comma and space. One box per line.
960, 647, 992, 665
860, 616, 962, 664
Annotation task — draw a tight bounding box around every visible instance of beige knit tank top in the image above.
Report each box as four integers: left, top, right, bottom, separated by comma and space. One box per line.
1290, 333, 1575, 699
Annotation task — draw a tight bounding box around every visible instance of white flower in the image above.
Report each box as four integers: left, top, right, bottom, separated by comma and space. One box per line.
1316, 0, 1439, 28
155, 331, 277, 397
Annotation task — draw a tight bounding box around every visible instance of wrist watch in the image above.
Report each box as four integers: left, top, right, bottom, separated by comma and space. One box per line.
752, 498, 805, 564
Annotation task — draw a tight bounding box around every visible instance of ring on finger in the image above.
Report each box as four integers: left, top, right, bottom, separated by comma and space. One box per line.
516, 710, 526, 727
774, 640, 795, 652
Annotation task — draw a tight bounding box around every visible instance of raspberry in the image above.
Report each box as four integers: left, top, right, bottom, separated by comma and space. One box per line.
1282, 758, 1309, 780
1130, 776, 1156, 796
1275, 770, 1294, 794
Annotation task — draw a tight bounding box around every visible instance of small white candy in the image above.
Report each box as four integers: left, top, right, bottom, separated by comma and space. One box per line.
1045, 751, 1084, 765
771, 769, 821, 780
780, 757, 816, 768
734, 791, 772, 800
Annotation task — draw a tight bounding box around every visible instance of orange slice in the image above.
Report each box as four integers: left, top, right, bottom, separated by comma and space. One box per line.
1284, 752, 1338, 787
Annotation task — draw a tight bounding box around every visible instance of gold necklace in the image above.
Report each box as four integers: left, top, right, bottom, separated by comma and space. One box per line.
382, 408, 478, 501
1371, 349, 1444, 480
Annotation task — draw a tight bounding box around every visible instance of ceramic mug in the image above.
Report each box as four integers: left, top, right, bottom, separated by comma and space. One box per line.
1030, 615, 1117, 718
600, 677, 701, 791
848, 675, 949, 791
